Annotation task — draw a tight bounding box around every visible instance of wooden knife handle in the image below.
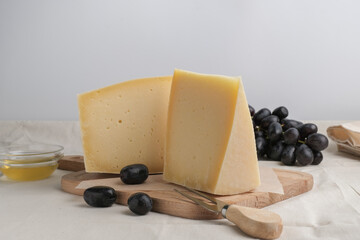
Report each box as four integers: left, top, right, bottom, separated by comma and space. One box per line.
224, 205, 283, 239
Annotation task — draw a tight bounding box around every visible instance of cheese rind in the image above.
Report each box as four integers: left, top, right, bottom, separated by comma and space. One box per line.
163, 69, 260, 195
78, 76, 171, 174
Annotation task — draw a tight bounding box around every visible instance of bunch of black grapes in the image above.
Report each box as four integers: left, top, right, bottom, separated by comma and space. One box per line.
249, 106, 329, 166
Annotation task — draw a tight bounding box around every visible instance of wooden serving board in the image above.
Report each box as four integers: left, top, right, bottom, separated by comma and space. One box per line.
61, 168, 313, 220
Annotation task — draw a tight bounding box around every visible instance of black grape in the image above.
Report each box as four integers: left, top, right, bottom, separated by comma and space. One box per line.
306, 133, 329, 151
256, 137, 267, 157
272, 106, 289, 120
268, 122, 282, 143
282, 119, 303, 131
253, 108, 271, 125
299, 123, 318, 140
267, 141, 285, 161
283, 128, 300, 145
296, 144, 314, 166
250, 103, 327, 166
260, 115, 279, 130
255, 130, 265, 138
312, 151, 323, 165
249, 105, 255, 116
281, 145, 296, 166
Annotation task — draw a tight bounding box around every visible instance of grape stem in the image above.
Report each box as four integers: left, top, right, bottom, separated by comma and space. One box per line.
255, 126, 267, 134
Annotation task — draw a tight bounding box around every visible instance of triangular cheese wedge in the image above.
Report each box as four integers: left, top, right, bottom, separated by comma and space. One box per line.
164, 69, 260, 195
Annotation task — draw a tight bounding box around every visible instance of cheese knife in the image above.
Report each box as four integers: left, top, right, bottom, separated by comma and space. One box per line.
174, 187, 283, 239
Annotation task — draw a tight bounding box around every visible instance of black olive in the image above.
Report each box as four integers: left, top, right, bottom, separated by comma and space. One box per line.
83, 186, 117, 207
128, 192, 153, 215
120, 164, 149, 184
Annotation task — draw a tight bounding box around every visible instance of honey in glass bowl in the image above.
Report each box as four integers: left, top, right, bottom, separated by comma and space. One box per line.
0, 144, 64, 181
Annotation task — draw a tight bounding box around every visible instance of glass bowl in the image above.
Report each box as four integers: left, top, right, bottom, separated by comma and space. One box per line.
0, 143, 64, 181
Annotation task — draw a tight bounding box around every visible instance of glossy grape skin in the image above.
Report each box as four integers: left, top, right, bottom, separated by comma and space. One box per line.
312, 151, 323, 165
83, 186, 117, 207
299, 123, 318, 140
283, 128, 300, 145
260, 115, 279, 130
250, 104, 325, 166
268, 122, 282, 143
255, 130, 265, 138
128, 192, 153, 215
281, 145, 296, 166
272, 106, 289, 120
120, 164, 149, 184
253, 108, 271, 125
267, 141, 285, 161
249, 105, 255, 116
306, 133, 329, 151
282, 119, 303, 131
296, 144, 314, 166
256, 137, 267, 157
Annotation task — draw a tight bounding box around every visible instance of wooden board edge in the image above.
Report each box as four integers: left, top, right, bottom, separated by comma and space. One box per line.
60, 168, 314, 220
58, 155, 85, 172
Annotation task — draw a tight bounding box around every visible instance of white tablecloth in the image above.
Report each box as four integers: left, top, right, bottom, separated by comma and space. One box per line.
1, 121, 360, 240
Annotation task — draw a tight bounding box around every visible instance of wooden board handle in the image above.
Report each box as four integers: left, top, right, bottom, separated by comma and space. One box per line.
58, 155, 85, 172
225, 205, 283, 239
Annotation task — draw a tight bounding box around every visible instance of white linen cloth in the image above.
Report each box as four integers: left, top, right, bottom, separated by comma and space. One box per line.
1, 120, 360, 240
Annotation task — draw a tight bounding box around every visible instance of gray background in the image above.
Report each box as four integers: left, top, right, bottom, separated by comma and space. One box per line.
1, 0, 359, 120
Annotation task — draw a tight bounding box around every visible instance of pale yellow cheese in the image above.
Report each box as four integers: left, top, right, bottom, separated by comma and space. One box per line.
163, 69, 260, 195
78, 76, 171, 174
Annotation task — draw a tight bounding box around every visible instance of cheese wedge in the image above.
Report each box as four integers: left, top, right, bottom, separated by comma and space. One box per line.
78, 76, 171, 173
163, 69, 260, 195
